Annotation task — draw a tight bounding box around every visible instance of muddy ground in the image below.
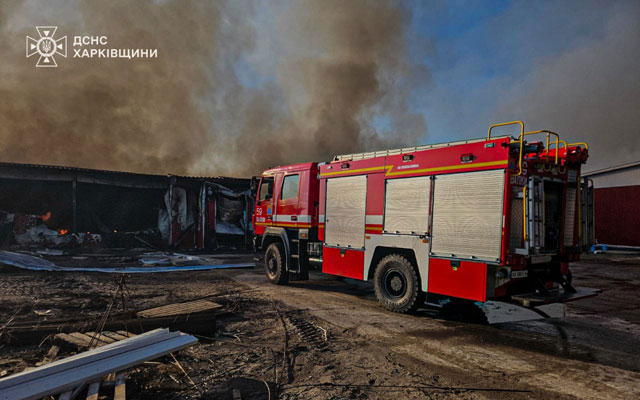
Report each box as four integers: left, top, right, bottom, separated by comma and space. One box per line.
0, 251, 639, 399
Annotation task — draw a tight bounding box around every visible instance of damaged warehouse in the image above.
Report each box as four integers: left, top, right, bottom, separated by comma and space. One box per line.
0, 162, 253, 250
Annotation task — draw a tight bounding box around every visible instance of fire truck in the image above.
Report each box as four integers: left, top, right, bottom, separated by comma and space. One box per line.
252, 121, 596, 313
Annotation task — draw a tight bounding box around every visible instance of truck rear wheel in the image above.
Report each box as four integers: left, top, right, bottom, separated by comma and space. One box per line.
374, 254, 424, 313
264, 242, 289, 285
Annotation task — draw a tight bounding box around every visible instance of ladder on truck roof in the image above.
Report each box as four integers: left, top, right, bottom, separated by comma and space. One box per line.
332, 135, 510, 162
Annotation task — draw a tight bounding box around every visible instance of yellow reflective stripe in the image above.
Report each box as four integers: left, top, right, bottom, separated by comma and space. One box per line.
385, 160, 507, 176
320, 165, 385, 177
320, 160, 508, 177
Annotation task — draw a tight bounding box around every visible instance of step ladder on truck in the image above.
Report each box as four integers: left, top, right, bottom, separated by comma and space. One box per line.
252, 121, 599, 314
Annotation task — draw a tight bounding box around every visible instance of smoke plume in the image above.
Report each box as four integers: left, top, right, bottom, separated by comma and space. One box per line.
0, 0, 427, 177
490, 0, 640, 171
422, 0, 640, 172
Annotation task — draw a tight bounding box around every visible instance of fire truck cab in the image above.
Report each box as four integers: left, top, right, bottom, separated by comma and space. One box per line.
253, 121, 595, 313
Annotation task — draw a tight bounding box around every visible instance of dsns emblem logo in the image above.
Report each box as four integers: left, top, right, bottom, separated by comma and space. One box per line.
26, 26, 67, 67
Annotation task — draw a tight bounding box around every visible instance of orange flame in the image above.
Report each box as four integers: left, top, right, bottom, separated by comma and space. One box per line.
41, 211, 51, 222
58, 229, 68, 235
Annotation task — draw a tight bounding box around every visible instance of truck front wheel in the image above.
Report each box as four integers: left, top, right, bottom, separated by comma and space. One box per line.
374, 254, 424, 313
264, 242, 289, 285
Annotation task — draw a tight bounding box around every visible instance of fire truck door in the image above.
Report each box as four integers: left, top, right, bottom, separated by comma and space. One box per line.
277, 173, 301, 226
255, 176, 275, 230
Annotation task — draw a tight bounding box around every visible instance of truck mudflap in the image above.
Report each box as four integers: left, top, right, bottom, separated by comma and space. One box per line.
511, 287, 602, 307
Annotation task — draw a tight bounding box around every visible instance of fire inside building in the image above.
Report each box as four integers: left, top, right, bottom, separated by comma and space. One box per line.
0, 162, 253, 249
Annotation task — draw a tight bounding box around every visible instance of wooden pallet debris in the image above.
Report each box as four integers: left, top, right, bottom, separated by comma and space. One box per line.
86, 381, 100, 400
36, 345, 60, 367
138, 299, 223, 319
55, 331, 137, 349
114, 372, 126, 400
3, 300, 224, 345
55, 372, 127, 400
0, 328, 197, 400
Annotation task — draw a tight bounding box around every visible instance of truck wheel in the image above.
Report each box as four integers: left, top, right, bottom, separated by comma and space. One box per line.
374, 254, 425, 313
264, 242, 289, 285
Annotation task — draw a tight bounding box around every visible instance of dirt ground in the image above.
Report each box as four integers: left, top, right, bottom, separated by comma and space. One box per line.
1, 251, 639, 399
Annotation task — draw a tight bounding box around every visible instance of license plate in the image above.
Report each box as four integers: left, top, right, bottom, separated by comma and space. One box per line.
511, 270, 528, 279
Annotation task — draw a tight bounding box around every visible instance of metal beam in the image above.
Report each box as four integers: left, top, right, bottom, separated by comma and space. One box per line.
0, 329, 197, 400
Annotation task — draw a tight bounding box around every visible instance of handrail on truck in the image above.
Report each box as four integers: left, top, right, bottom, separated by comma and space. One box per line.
513, 130, 561, 176
568, 142, 589, 150
487, 122, 561, 176
487, 120, 525, 141
488, 122, 590, 250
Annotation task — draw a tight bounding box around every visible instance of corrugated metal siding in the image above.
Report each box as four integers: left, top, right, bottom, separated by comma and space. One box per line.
384, 176, 430, 234
431, 169, 505, 261
564, 187, 577, 246
324, 175, 367, 248
593, 185, 640, 246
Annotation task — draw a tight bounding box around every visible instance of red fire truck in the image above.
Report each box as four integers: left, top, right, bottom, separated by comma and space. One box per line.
252, 121, 596, 313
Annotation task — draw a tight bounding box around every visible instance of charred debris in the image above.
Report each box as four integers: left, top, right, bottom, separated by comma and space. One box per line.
0, 162, 255, 252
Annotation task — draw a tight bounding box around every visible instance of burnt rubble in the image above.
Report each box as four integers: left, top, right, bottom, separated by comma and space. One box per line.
0, 162, 253, 251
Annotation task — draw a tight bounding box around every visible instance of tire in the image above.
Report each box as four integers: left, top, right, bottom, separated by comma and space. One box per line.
264, 242, 289, 285
373, 254, 425, 313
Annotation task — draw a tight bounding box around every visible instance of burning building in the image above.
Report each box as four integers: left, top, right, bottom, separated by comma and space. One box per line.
0, 162, 252, 250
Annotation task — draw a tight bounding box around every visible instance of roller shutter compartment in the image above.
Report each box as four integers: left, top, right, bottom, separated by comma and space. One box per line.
431, 169, 505, 262
324, 175, 367, 248
384, 176, 431, 234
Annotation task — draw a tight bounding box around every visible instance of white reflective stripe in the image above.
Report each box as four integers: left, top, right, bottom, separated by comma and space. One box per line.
274, 214, 312, 223
319, 214, 325, 223
365, 215, 383, 224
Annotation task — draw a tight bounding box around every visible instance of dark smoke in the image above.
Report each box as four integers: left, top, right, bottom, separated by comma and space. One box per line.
490, 0, 640, 171
0, 1, 221, 175
422, 0, 640, 172
227, 0, 427, 174
0, 0, 428, 177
